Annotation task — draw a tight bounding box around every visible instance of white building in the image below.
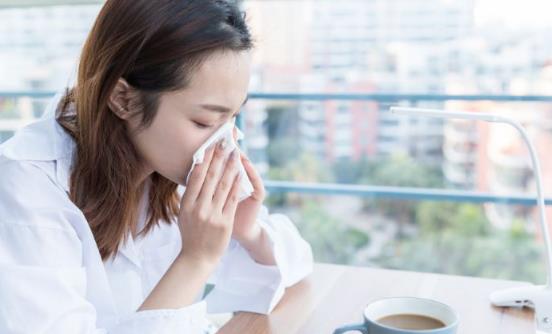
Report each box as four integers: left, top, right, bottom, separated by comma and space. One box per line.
300, 0, 475, 164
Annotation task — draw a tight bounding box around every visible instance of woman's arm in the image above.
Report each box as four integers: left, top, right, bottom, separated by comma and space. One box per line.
0, 160, 210, 334
138, 254, 214, 311
236, 224, 277, 266
204, 205, 314, 315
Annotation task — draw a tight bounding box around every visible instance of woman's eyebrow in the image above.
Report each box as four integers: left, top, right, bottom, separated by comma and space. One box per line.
199, 96, 248, 114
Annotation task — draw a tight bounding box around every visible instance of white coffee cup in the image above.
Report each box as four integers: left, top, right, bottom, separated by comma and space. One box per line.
333, 297, 459, 334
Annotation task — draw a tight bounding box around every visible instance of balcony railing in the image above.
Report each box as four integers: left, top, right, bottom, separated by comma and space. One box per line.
2, 90, 552, 207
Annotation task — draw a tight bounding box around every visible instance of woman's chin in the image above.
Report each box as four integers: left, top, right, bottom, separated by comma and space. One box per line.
151, 170, 187, 186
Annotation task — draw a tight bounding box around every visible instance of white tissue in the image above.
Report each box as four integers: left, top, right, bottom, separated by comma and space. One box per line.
185, 121, 254, 202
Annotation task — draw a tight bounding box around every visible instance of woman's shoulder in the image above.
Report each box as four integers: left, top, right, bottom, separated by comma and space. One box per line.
0, 149, 55, 175
0, 157, 82, 232
0, 155, 59, 194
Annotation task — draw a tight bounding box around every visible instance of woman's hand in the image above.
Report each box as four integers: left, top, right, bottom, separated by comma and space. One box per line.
231, 150, 266, 247
140, 140, 242, 311
231, 150, 277, 266
229, 126, 266, 245
177, 139, 242, 268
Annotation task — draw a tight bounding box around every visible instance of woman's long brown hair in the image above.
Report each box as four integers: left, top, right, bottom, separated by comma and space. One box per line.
56, 0, 252, 260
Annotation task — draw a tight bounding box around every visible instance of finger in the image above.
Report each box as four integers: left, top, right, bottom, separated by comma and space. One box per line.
197, 139, 228, 204
182, 143, 217, 206
213, 150, 240, 213
240, 154, 265, 198
222, 172, 241, 217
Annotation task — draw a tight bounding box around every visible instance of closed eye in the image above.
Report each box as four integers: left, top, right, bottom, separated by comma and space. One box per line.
193, 121, 213, 129
193, 112, 239, 129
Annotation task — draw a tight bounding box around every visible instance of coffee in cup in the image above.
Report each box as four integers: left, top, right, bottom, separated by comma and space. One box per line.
377, 313, 446, 330
333, 297, 458, 334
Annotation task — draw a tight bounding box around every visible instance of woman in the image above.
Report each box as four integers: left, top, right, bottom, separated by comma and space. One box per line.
0, 1, 313, 333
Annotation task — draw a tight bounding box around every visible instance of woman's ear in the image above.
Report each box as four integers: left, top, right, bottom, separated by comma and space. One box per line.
108, 78, 133, 120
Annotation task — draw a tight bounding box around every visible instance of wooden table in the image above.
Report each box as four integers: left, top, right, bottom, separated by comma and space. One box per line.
217, 263, 534, 333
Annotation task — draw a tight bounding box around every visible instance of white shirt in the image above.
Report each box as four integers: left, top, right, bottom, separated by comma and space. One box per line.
0, 94, 314, 334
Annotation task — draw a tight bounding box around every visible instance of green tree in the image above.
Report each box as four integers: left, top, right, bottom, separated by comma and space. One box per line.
266, 137, 300, 168
266, 152, 334, 207
332, 157, 375, 184
359, 154, 444, 237
294, 200, 370, 264
373, 202, 545, 283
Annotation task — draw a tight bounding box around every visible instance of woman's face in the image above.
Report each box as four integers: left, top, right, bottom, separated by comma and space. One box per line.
127, 50, 251, 185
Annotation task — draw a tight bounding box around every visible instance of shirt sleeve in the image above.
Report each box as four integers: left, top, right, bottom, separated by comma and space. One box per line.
205, 205, 314, 314
0, 160, 210, 334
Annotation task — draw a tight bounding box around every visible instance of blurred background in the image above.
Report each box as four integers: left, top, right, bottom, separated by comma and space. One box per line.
2, 0, 552, 284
